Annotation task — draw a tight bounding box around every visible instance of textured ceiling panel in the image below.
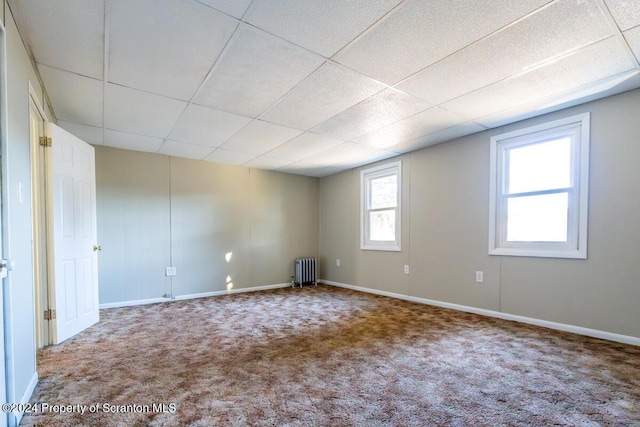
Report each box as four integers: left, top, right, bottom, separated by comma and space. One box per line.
389, 122, 488, 153
312, 88, 432, 140
105, 84, 186, 138
39, 65, 103, 127
58, 120, 104, 146
109, 0, 237, 101
604, 0, 640, 31
12, 0, 104, 78
306, 142, 377, 166
397, 0, 613, 105
104, 129, 164, 153
168, 104, 251, 147
243, 0, 401, 57
158, 140, 213, 160
261, 62, 386, 130
243, 156, 292, 170
335, 0, 551, 85
625, 26, 640, 61
204, 149, 256, 165
266, 132, 345, 161
195, 0, 253, 18
194, 24, 325, 118
15, 0, 640, 177
476, 70, 640, 128
341, 149, 399, 168
442, 37, 634, 120
219, 120, 303, 155
354, 107, 468, 149
277, 160, 332, 176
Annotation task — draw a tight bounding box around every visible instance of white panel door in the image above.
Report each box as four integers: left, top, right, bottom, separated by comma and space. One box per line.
50, 123, 99, 344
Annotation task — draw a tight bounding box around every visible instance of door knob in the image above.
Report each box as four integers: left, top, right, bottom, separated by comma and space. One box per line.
93, 245, 102, 252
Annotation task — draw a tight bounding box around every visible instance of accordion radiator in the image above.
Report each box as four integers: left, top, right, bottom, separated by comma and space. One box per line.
294, 257, 317, 287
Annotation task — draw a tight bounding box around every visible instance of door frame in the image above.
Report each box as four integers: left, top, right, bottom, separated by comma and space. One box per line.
28, 84, 52, 349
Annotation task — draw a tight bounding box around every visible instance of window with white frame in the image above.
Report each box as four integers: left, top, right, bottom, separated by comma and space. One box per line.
361, 161, 401, 251
489, 113, 590, 259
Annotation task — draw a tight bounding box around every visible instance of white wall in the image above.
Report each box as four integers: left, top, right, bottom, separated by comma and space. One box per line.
2, 2, 47, 423
96, 147, 320, 304
320, 88, 640, 340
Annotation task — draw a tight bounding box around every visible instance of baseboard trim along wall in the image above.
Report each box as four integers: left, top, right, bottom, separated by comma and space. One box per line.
99, 283, 292, 309
14, 372, 38, 426
321, 280, 640, 347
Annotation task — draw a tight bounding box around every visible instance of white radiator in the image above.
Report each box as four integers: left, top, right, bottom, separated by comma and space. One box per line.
294, 257, 317, 287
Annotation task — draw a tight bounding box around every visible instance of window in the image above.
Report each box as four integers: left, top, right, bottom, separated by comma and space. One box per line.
361, 161, 401, 251
489, 113, 590, 259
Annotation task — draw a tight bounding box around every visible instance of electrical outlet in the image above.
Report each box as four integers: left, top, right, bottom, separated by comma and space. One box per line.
336, 259, 341, 267
475, 271, 484, 283
165, 266, 177, 276
404, 265, 410, 274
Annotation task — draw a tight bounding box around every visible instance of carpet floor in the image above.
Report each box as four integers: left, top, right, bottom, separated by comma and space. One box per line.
21, 285, 640, 426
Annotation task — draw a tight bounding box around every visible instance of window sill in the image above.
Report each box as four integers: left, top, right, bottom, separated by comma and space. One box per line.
489, 246, 586, 259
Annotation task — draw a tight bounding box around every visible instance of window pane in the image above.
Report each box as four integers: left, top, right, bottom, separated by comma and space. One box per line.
370, 174, 397, 209
508, 137, 571, 194
370, 210, 396, 241
506, 193, 568, 242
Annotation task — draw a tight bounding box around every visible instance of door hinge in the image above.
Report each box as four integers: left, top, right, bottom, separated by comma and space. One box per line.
39, 136, 52, 147
44, 309, 56, 320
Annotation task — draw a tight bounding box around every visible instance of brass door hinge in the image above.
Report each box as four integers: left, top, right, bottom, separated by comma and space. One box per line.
39, 136, 52, 147
44, 309, 56, 320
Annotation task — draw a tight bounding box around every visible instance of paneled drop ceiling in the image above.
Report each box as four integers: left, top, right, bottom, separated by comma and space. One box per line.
10, 0, 640, 177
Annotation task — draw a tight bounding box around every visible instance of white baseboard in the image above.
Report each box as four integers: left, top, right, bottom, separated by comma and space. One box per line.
321, 279, 640, 347
99, 283, 292, 309
173, 283, 291, 301
100, 297, 168, 309
12, 372, 38, 426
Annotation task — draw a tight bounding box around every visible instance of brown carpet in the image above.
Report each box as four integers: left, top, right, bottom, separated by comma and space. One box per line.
21, 285, 640, 426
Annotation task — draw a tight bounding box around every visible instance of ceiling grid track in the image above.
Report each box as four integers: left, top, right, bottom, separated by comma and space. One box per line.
594, 0, 640, 70
11, 0, 640, 177
155, 20, 244, 159
102, 0, 110, 146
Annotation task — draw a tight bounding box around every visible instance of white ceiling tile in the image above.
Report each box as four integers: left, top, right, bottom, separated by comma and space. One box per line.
39, 65, 103, 127
397, 0, 613, 105
310, 166, 351, 177
266, 132, 345, 161
604, 0, 640, 31
312, 89, 432, 140
109, 0, 238, 101
220, 121, 303, 155
305, 142, 376, 166
194, 24, 325, 117
243, 0, 402, 57
168, 104, 251, 147
195, 0, 253, 18
341, 149, 399, 168
243, 156, 292, 170
278, 160, 353, 177
261, 62, 386, 130
277, 161, 326, 176
58, 120, 104, 146
12, 0, 104, 78
204, 149, 256, 165
353, 107, 468, 149
105, 84, 186, 138
335, 0, 551, 85
104, 129, 164, 153
389, 122, 487, 153
441, 37, 635, 120
476, 70, 640, 128
158, 140, 213, 160
625, 26, 640, 62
